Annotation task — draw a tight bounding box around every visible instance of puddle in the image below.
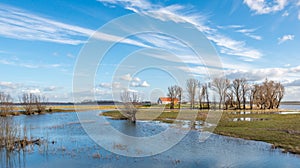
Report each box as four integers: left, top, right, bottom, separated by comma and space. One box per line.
231, 118, 269, 122
279, 112, 300, 115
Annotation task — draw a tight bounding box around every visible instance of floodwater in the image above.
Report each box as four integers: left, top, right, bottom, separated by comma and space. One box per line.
1, 110, 300, 168
280, 104, 300, 110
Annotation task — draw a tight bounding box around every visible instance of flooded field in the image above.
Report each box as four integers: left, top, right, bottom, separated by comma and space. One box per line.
1, 111, 300, 168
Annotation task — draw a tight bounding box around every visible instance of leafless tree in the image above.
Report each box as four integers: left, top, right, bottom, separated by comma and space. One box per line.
19, 93, 36, 115
168, 86, 177, 109
203, 84, 210, 109
225, 90, 234, 110
252, 79, 285, 109
168, 85, 183, 109
186, 78, 198, 109
240, 78, 249, 109
120, 91, 139, 123
199, 83, 210, 110
275, 82, 284, 108
175, 85, 183, 109
198, 83, 204, 109
210, 77, 230, 109
0, 92, 14, 116
248, 84, 258, 109
232, 79, 242, 109
35, 95, 47, 113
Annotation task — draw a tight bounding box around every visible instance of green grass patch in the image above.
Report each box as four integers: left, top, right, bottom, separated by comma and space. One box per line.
102, 109, 300, 155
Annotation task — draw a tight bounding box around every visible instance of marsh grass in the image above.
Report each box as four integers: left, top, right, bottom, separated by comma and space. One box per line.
102, 109, 300, 154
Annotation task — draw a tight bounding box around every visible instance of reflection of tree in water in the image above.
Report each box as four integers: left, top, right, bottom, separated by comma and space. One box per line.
0, 117, 44, 168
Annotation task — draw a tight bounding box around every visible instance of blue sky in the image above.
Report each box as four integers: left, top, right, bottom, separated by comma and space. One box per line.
0, 0, 300, 102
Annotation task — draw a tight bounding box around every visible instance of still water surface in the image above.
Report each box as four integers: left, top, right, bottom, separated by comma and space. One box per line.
1, 110, 300, 168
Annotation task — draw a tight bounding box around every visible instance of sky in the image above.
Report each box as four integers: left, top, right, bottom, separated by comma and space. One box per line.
0, 0, 300, 102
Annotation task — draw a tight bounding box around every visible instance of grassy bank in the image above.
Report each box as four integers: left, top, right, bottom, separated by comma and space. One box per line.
101, 109, 300, 154
0, 105, 118, 117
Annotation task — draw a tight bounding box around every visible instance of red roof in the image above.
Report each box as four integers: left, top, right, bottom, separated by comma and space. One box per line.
159, 97, 179, 102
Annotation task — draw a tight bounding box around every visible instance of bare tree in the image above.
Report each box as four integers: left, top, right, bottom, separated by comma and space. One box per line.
19, 93, 36, 115
175, 85, 183, 109
0, 92, 14, 116
275, 82, 284, 108
35, 95, 47, 113
252, 79, 285, 109
232, 79, 242, 109
203, 84, 210, 109
168, 86, 177, 109
168, 85, 183, 109
248, 84, 258, 109
240, 78, 249, 109
198, 83, 204, 109
210, 77, 230, 109
186, 78, 198, 109
225, 90, 234, 110
120, 91, 139, 123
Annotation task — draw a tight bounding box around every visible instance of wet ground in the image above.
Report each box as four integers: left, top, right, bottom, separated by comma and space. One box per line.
1, 111, 300, 168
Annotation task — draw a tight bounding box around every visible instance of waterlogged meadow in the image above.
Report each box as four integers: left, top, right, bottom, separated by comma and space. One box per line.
0, 110, 300, 168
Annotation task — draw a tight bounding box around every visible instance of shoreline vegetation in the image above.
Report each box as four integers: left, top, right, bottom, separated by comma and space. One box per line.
1, 104, 300, 155
100, 107, 300, 155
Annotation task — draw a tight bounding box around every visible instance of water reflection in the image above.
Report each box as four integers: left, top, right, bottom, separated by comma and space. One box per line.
0, 111, 300, 167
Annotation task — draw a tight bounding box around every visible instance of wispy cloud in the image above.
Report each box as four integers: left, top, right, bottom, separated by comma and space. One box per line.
0, 56, 66, 69
207, 34, 262, 60
243, 0, 288, 14
236, 28, 262, 40
0, 3, 148, 47
282, 10, 289, 16
278, 34, 294, 44
98, 0, 263, 61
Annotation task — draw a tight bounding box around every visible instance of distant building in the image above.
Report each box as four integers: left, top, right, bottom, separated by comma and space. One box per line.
157, 97, 179, 105
141, 101, 151, 106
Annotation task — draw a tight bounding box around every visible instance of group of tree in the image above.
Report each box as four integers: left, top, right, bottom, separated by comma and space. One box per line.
0, 92, 48, 116
167, 77, 285, 110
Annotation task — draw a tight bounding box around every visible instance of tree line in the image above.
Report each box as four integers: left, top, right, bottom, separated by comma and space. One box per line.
167, 78, 285, 110
0, 92, 48, 116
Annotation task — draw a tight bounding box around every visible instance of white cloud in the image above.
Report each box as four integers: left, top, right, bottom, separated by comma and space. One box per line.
22, 88, 41, 94
0, 81, 19, 89
120, 73, 132, 81
285, 79, 300, 86
133, 77, 141, 82
131, 81, 150, 87
243, 0, 288, 14
236, 28, 262, 40
0, 4, 148, 47
207, 34, 262, 60
278, 34, 294, 44
98, 0, 263, 60
225, 65, 300, 82
298, 11, 300, 20
43, 86, 61, 92
99, 82, 121, 88
140, 81, 150, 87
